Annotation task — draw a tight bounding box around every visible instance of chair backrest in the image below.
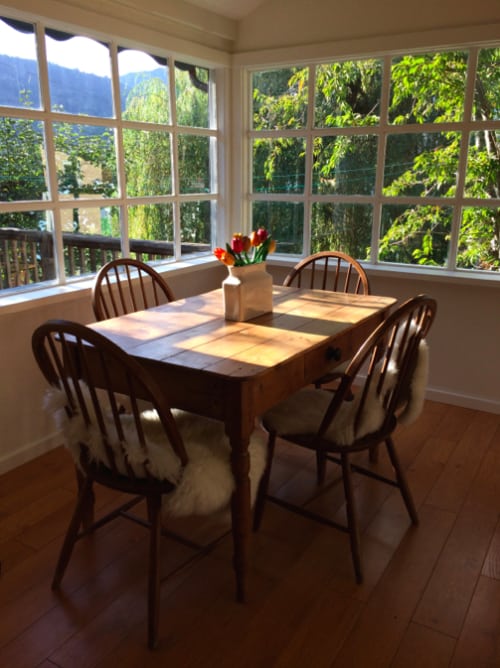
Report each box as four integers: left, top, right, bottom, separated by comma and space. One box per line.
283, 251, 370, 295
92, 258, 175, 321
32, 320, 187, 481
318, 295, 437, 446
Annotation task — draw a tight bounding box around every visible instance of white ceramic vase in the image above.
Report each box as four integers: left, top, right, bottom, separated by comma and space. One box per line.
222, 262, 273, 322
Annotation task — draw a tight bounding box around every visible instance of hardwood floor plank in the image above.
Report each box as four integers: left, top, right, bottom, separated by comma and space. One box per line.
330, 504, 456, 667
451, 575, 500, 667
390, 622, 456, 667
425, 411, 499, 513
482, 518, 500, 580
413, 414, 500, 638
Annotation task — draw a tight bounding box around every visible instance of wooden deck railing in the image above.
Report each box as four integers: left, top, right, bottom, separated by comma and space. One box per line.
0, 227, 210, 289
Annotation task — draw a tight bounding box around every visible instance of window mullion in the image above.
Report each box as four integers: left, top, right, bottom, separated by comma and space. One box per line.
447, 47, 479, 271
371, 55, 392, 266
168, 61, 181, 261
109, 42, 129, 257
303, 64, 315, 257
36, 22, 66, 284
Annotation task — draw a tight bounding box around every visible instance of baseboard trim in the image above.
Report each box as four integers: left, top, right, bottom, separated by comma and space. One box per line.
426, 387, 500, 415
0, 432, 61, 476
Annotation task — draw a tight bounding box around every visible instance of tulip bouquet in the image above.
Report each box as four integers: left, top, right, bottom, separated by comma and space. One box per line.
214, 227, 276, 267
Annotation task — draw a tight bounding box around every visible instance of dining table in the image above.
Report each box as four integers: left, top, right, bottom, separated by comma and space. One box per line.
88, 284, 396, 602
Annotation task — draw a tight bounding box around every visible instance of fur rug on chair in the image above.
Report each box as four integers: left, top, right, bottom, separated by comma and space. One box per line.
45, 384, 266, 518
263, 339, 429, 446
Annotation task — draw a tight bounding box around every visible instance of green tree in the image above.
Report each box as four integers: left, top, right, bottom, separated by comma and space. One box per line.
0, 92, 46, 228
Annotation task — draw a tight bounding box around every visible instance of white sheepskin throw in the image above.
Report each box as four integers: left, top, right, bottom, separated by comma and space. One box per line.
263, 339, 429, 446
398, 339, 429, 425
44, 385, 266, 519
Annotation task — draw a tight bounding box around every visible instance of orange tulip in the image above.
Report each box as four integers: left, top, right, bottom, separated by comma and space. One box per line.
241, 235, 251, 252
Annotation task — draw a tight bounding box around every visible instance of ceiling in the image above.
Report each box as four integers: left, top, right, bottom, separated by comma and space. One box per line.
183, 0, 268, 20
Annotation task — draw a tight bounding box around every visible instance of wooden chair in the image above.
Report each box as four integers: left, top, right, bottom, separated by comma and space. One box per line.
32, 320, 265, 649
253, 294, 437, 584
92, 258, 175, 321
284, 251, 370, 389
283, 250, 370, 295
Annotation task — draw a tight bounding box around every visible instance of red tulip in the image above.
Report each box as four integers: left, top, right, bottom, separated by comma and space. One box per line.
231, 233, 245, 254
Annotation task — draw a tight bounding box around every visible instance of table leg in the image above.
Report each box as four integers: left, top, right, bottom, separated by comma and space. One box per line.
229, 432, 252, 603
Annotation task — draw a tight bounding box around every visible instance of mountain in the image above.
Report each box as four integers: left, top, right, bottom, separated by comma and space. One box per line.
0, 54, 162, 117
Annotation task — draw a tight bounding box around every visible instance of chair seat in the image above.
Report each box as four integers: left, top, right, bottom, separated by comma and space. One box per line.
262, 387, 386, 447
47, 386, 267, 517
263, 338, 429, 448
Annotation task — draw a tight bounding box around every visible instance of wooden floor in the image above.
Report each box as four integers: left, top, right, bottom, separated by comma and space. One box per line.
1, 400, 500, 667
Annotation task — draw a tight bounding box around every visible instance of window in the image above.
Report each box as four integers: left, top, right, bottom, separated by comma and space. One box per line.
250, 47, 500, 273
0, 16, 218, 291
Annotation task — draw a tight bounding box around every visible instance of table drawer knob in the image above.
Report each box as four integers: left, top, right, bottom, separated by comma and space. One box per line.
326, 346, 342, 361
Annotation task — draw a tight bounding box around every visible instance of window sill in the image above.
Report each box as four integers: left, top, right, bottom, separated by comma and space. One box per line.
2, 254, 499, 315
268, 257, 500, 290
0, 255, 219, 315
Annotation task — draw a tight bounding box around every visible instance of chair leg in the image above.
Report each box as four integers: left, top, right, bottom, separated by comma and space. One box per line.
52, 476, 94, 589
146, 494, 162, 650
76, 466, 95, 529
316, 450, 327, 484
385, 437, 419, 525
341, 453, 363, 584
253, 431, 277, 531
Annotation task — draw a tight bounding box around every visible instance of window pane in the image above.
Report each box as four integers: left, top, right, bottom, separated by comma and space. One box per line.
457, 207, 499, 271
0, 210, 54, 289
384, 132, 460, 197
252, 67, 308, 130
61, 205, 120, 277
180, 200, 211, 257
0, 116, 47, 201
464, 130, 500, 198
0, 17, 41, 109
253, 138, 306, 194
252, 201, 304, 254
474, 48, 500, 121
389, 51, 467, 124
53, 122, 117, 200
314, 59, 382, 128
46, 31, 113, 118
128, 203, 174, 261
379, 204, 452, 266
312, 135, 378, 194
175, 62, 209, 128
178, 134, 211, 193
119, 49, 170, 124
311, 203, 372, 259
123, 129, 171, 196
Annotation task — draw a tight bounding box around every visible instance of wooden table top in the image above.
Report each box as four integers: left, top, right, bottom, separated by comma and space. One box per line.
90, 286, 395, 379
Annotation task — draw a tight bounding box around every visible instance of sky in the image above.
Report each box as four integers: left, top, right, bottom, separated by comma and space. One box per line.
0, 19, 159, 76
